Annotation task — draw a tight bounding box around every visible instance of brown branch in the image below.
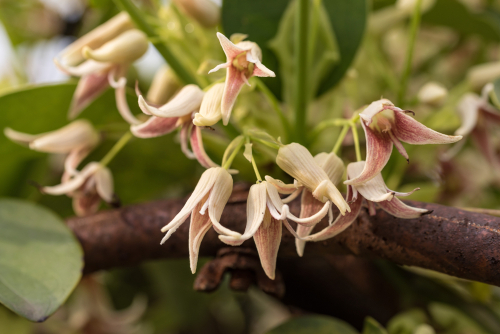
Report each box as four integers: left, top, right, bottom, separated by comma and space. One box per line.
66, 186, 500, 286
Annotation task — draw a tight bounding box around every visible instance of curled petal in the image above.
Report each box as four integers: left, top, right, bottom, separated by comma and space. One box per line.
254, 210, 282, 280
221, 66, 246, 125
55, 59, 113, 77
377, 198, 431, 219
455, 93, 480, 136
359, 99, 395, 126
286, 200, 330, 227
252, 62, 275, 77
63, 146, 95, 181
314, 152, 344, 184
393, 109, 462, 145
109, 75, 142, 125
388, 130, 409, 162
295, 190, 324, 256
347, 161, 394, 202
180, 122, 196, 159
312, 180, 350, 215
4, 128, 44, 146
193, 82, 223, 127
138, 84, 204, 118
282, 188, 303, 204
70, 71, 110, 119
208, 62, 230, 74
83, 30, 149, 64
216, 32, 244, 59
264, 175, 297, 194
94, 166, 114, 203
42, 162, 101, 195
344, 121, 393, 186
190, 126, 221, 169
131, 116, 179, 138
189, 194, 212, 274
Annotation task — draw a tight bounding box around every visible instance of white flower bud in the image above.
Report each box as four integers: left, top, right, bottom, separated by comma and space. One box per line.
193, 83, 224, 127
418, 82, 448, 106
146, 66, 181, 105
467, 61, 500, 90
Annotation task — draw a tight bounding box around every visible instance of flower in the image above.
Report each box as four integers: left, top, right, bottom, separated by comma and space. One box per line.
345, 99, 462, 186
209, 33, 275, 125
42, 162, 114, 216
172, 0, 220, 28
418, 82, 448, 106
218, 180, 330, 279
467, 61, 500, 90
4, 120, 100, 178
193, 83, 224, 127
276, 143, 350, 215
55, 13, 149, 121
347, 161, 431, 218
160, 167, 239, 273
453, 84, 500, 167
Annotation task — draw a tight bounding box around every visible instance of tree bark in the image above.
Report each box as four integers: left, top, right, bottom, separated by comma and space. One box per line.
66, 186, 500, 287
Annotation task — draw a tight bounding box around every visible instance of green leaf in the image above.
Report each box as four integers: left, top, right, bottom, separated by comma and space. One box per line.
428, 302, 489, 334
221, 0, 368, 99
387, 308, 428, 334
266, 315, 358, 334
490, 77, 500, 109
423, 0, 500, 42
363, 317, 388, 334
0, 199, 83, 321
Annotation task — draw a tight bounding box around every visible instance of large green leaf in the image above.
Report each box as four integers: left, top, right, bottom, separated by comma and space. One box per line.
221, 0, 367, 99
266, 315, 358, 334
0, 199, 83, 321
363, 317, 388, 334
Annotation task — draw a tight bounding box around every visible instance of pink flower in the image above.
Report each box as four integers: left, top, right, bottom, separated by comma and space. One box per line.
345, 99, 462, 186
209, 33, 275, 125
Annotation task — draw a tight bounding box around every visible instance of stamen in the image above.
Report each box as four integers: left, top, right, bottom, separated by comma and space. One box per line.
199, 198, 210, 215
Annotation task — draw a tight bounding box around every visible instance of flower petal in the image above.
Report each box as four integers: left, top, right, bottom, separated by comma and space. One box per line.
130, 115, 179, 138
69, 71, 110, 119
252, 62, 275, 78
189, 194, 212, 274
221, 66, 246, 125
94, 166, 114, 203
42, 162, 101, 195
312, 180, 350, 215
190, 126, 220, 169
471, 124, 500, 168
254, 210, 282, 280
295, 190, 324, 256
4, 128, 44, 146
314, 152, 344, 184
377, 197, 431, 219
388, 130, 409, 162
359, 99, 395, 126
264, 175, 297, 194
82, 30, 149, 64
347, 161, 394, 202
393, 109, 462, 144
455, 93, 480, 136
180, 122, 196, 159
193, 82, 224, 127
216, 32, 244, 59
109, 74, 142, 125
138, 84, 204, 118
344, 121, 393, 186
63, 146, 95, 181
281, 188, 302, 204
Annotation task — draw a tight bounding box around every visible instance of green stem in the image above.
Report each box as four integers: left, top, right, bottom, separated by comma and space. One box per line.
254, 78, 292, 141
100, 131, 133, 167
251, 156, 262, 182
222, 139, 245, 170
311, 118, 349, 140
397, 0, 422, 107
113, 0, 201, 86
351, 123, 362, 162
293, 0, 310, 144
332, 124, 349, 154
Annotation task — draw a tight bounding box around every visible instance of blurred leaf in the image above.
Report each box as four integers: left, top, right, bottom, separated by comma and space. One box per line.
423, 0, 500, 41
490, 77, 500, 109
387, 308, 428, 334
363, 317, 388, 334
221, 0, 367, 99
0, 305, 32, 334
469, 282, 492, 303
266, 315, 358, 334
428, 302, 489, 334
0, 199, 83, 321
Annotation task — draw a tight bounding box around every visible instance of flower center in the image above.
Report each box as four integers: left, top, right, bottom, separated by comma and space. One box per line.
369, 108, 395, 133
232, 52, 255, 77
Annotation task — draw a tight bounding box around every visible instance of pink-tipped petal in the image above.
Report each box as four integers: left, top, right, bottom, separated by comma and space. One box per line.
208, 62, 230, 74
130, 116, 178, 138
190, 126, 220, 169
471, 125, 500, 168
221, 66, 246, 125
377, 198, 431, 219
216, 32, 244, 59
69, 72, 110, 119
252, 62, 276, 78
304, 194, 362, 242
344, 122, 393, 186
180, 122, 196, 159
388, 130, 409, 162
111, 76, 142, 125
367, 200, 377, 216
295, 190, 324, 257
389, 187, 420, 197
254, 211, 282, 280
393, 109, 462, 145
189, 195, 212, 274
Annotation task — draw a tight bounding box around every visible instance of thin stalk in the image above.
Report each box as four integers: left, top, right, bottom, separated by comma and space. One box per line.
310, 118, 349, 140
332, 124, 349, 154
113, 0, 201, 86
254, 78, 291, 141
397, 0, 423, 107
251, 156, 262, 182
293, 0, 310, 144
351, 123, 362, 162
460, 207, 500, 217
100, 131, 133, 167
222, 139, 245, 170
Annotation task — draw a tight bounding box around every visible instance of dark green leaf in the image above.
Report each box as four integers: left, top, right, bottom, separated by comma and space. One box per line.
363, 317, 388, 334
0, 199, 83, 321
266, 315, 358, 334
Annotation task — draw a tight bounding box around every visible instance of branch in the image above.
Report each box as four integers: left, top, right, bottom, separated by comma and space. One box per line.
67, 186, 500, 286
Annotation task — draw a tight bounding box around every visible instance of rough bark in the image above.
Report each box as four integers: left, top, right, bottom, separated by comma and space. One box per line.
66, 187, 500, 286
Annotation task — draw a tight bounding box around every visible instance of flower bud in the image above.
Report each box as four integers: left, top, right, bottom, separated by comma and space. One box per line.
59, 12, 134, 67
146, 66, 181, 105
418, 82, 448, 106
172, 0, 220, 28
83, 29, 149, 64
467, 61, 500, 90
193, 83, 224, 127
396, 0, 435, 15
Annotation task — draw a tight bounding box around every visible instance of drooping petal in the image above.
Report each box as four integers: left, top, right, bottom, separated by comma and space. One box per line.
4, 128, 44, 146
455, 93, 480, 136
388, 130, 409, 162
69, 71, 110, 119
55, 58, 113, 77
42, 162, 101, 195
312, 180, 350, 215
63, 145, 95, 182
264, 175, 297, 194
94, 166, 114, 203
221, 66, 246, 125
189, 193, 212, 274
314, 152, 344, 184
160, 167, 220, 238
82, 30, 149, 64
109, 74, 142, 125
138, 84, 204, 118
180, 122, 196, 159
215, 32, 244, 59
303, 193, 362, 242
207, 62, 230, 74
286, 200, 330, 227
281, 188, 302, 204
344, 122, 393, 186
190, 126, 220, 169
252, 62, 276, 78
208, 168, 241, 238
130, 115, 179, 138
295, 190, 324, 256
471, 123, 500, 168
393, 109, 462, 144
359, 99, 395, 126
347, 161, 394, 202
377, 197, 431, 219
253, 210, 282, 280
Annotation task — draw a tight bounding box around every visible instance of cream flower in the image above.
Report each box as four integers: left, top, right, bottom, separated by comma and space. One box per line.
172, 0, 220, 28
418, 82, 448, 106
193, 83, 224, 127
160, 167, 239, 273
209, 33, 275, 125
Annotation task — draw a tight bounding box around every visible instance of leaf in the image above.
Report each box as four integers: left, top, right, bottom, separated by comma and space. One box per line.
422, 0, 500, 42
221, 0, 368, 99
387, 308, 428, 334
266, 315, 358, 334
0, 199, 83, 321
490, 77, 500, 109
428, 302, 489, 334
363, 317, 388, 334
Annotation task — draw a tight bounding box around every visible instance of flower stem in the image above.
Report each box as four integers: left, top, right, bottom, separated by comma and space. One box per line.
100, 131, 133, 167
311, 118, 350, 140
246, 138, 262, 182
222, 138, 245, 170
254, 78, 291, 141
112, 0, 201, 86
293, 0, 310, 145
397, 0, 423, 107
351, 123, 362, 162
332, 124, 349, 154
